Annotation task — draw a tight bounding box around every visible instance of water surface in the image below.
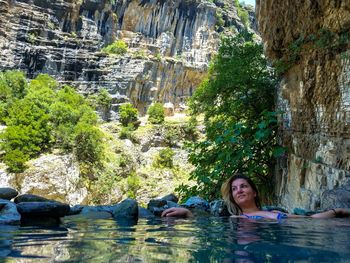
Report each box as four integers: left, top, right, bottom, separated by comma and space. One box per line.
1, 217, 349, 262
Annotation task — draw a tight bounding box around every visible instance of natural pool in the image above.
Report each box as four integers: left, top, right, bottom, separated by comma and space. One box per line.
0, 217, 350, 262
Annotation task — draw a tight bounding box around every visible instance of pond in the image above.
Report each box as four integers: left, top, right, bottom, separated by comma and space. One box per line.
1, 217, 350, 262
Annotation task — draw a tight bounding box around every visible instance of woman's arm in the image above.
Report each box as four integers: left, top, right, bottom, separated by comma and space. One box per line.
161, 207, 194, 218
311, 208, 350, 218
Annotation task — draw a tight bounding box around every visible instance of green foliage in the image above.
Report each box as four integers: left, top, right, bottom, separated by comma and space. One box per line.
233, 0, 249, 27
119, 125, 137, 142
0, 71, 103, 172
0, 70, 28, 123
126, 172, 140, 199
102, 40, 128, 55
74, 122, 104, 165
147, 102, 165, 124
96, 88, 112, 110
153, 148, 175, 168
119, 103, 139, 128
176, 31, 279, 202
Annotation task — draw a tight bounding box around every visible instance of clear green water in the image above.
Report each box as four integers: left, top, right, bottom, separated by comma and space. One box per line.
1, 217, 350, 262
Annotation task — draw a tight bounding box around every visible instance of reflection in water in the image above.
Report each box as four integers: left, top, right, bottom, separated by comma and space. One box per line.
0, 217, 349, 262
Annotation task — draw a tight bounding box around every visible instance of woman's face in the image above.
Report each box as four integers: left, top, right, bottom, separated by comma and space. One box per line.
231, 178, 256, 208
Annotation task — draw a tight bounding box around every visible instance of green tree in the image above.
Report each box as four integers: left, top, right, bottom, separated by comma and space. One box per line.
119, 103, 139, 128
147, 102, 165, 124
177, 31, 280, 202
0, 70, 28, 123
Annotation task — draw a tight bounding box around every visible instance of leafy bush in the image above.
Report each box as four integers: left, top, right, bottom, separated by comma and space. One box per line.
126, 172, 140, 199
119, 103, 139, 128
119, 125, 136, 142
0, 71, 103, 172
147, 102, 165, 124
102, 40, 128, 55
153, 147, 175, 168
96, 88, 112, 110
74, 122, 104, 165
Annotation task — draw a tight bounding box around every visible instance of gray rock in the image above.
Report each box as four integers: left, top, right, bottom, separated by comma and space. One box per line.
209, 200, 230, 216
0, 188, 18, 200
112, 198, 138, 219
79, 205, 114, 215
138, 207, 155, 218
183, 196, 209, 211
166, 201, 180, 209
16, 202, 70, 217
321, 181, 350, 209
147, 199, 167, 210
0, 199, 21, 224
68, 205, 84, 215
14, 194, 50, 204
161, 194, 178, 203
64, 211, 112, 221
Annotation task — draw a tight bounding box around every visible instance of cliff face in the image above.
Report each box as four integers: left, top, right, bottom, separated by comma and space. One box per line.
0, 0, 246, 115
257, 0, 350, 211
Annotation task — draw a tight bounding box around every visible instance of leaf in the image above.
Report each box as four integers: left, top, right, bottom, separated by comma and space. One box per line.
273, 146, 286, 157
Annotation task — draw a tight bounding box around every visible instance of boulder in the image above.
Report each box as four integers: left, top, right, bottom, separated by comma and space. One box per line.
138, 207, 155, 218
147, 198, 180, 216
160, 193, 178, 203
0, 188, 18, 200
182, 196, 209, 211
111, 198, 138, 219
16, 202, 70, 217
14, 194, 50, 203
0, 199, 21, 224
209, 200, 230, 216
321, 182, 350, 210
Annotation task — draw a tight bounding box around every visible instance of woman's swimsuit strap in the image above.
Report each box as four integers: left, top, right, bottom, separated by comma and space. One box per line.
242, 212, 288, 220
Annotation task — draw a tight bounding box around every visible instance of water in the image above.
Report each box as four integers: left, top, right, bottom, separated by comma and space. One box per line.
1, 217, 350, 262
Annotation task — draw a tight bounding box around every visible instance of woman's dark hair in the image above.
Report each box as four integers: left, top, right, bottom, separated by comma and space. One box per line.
221, 172, 261, 215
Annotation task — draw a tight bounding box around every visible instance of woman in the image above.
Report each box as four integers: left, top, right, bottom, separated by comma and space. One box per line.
161, 173, 350, 219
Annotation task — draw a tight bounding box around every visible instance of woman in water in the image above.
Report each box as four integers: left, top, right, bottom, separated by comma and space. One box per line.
161, 173, 350, 219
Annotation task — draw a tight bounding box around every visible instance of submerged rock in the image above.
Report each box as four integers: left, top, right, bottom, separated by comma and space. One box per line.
0, 199, 21, 225
0, 188, 18, 201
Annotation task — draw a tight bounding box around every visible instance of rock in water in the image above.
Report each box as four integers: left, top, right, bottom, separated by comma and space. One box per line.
112, 198, 138, 219
0, 199, 21, 225
16, 202, 70, 217
0, 188, 18, 200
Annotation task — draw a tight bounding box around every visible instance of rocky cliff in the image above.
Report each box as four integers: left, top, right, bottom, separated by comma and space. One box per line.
257, 0, 350, 211
0, 0, 248, 116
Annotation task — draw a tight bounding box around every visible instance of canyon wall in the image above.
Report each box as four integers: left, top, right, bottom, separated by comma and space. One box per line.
0, 0, 248, 116
257, 0, 350, 211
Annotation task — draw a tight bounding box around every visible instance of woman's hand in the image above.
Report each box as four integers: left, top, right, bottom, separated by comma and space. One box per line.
161, 207, 193, 218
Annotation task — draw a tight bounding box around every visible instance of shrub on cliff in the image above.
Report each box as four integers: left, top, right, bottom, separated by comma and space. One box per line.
0, 72, 103, 172
119, 103, 140, 129
102, 40, 128, 55
176, 30, 280, 202
153, 147, 175, 168
147, 102, 165, 124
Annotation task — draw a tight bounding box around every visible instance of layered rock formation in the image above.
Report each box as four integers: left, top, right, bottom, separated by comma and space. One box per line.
0, 0, 247, 115
257, 0, 350, 211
